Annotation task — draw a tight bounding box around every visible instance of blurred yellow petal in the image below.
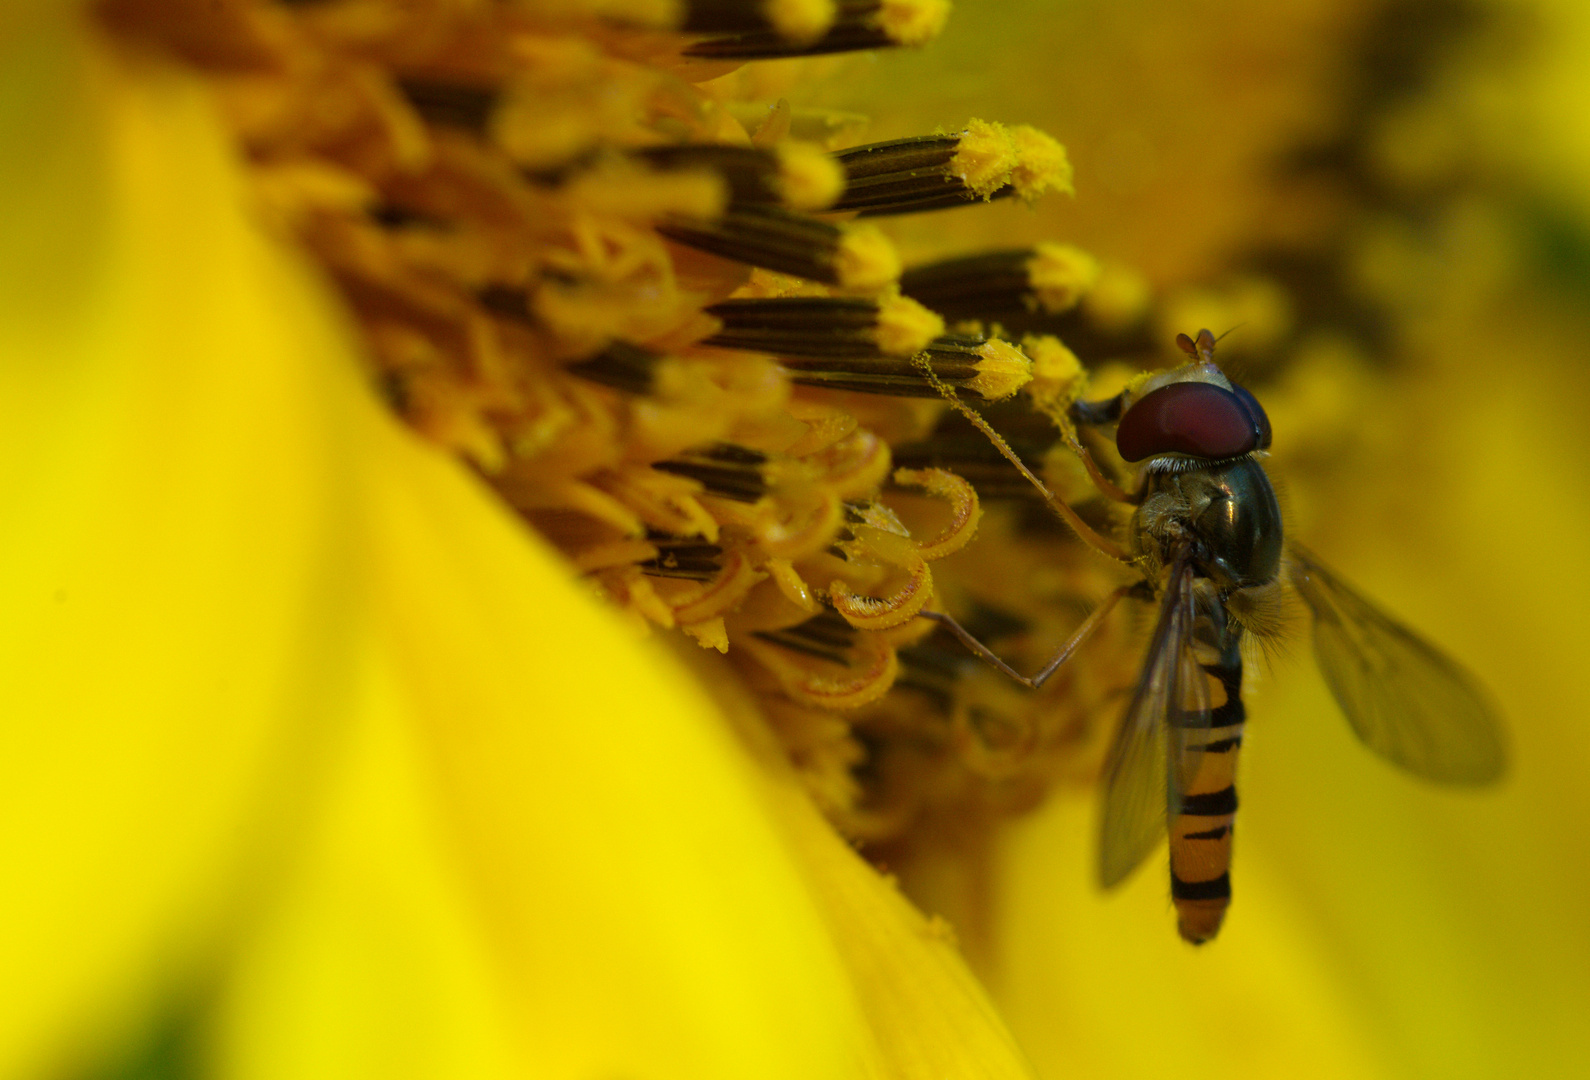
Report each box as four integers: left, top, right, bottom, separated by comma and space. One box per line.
0, 9, 1042, 1079
0, 15, 363, 1074
251, 407, 869, 1079
690, 652, 1036, 1078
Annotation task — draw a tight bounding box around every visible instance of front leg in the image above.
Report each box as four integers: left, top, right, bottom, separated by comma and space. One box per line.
921, 584, 1132, 690
1065, 393, 1139, 504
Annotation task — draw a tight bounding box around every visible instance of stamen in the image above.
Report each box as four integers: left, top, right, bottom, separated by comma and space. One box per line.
630, 143, 844, 211
754, 609, 858, 664
652, 443, 771, 503
746, 615, 900, 710
639, 533, 726, 580
773, 142, 849, 212
397, 79, 498, 135
702, 295, 943, 358
667, 549, 768, 624
888, 467, 982, 560
830, 558, 933, 630
677, 0, 837, 43
658, 205, 900, 290
899, 242, 1101, 322
893, 639, 965, 711
781, 334, 1032, 400
565, 341, 667, 396
830, 121, 1071, 216
684, 0, 950, 59
478, 285, 533, 323
1007, 124, 1075, 201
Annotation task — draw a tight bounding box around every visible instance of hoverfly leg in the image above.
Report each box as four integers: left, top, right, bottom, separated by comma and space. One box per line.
1068, 433, 1138, 505
921, 585, 1132, 691
1065, 394, 1139, 504
1031, 584, 1132, 685
919, 610, 1036, 689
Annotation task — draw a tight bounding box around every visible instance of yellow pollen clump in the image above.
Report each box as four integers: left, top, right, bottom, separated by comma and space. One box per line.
767, 0, 839, 43
833, 224, 903, 291
875, 0, 953, 46
492, 46, 656, 169
965, 338, 1034, 401
574, 160, 729, 221
1082, 263, 1153, 330
774, 141, 846, 210
682, 616, 731, 652
1021, 334, 1087, 423
1026, 242, 1101, 314
949, 118, 1018, 198
1025, 333, 1086, 388
873, 295, 946, 356
1009, 124, 1074, 200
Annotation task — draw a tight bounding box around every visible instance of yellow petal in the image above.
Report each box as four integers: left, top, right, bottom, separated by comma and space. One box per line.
994, 799, 1387, 1079
229, 404, 869, 1078
0, 13, 896, 1078
682, 647, 1039, 1080
0, 15, 367, 1076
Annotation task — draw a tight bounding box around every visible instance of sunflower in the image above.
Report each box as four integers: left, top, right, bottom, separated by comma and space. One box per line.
7, 0, 1590, 1077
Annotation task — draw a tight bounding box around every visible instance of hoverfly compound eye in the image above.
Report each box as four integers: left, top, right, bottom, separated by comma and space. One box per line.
1116, 381, 1269, 463
1228, 382, 1272, 450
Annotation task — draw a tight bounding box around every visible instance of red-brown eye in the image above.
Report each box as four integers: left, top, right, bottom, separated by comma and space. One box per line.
1116, 381, 1265, 462
1229, 382, 1272, 450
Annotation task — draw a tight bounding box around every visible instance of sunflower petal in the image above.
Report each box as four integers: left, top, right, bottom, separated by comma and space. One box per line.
0, 15, 362, 1075
2, 15, 874, 1078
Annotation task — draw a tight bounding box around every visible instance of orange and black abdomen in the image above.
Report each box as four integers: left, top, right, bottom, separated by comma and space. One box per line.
1170, 646, 1246, 944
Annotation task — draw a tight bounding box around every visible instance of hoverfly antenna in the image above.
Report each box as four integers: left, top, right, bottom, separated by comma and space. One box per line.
1176, 326, 1239, 366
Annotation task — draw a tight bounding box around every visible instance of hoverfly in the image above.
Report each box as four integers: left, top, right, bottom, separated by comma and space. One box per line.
921, 328, 1507, 943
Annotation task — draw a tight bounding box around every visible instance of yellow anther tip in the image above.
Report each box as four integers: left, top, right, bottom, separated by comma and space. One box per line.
1024, 333, 1085, 385
775, 141, 846, 210
967, 338, 1034, 401
873, 296, 946, 356
1009, 125, 1074, 201
1027, 242, 1101, 314
766, 0, 837, 42
834, 225, 903, 292
950, 118, 1017, 198
876, 0, 952, 46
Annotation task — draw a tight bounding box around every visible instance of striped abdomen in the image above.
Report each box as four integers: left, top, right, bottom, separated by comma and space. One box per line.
1170, 643, 1245, 944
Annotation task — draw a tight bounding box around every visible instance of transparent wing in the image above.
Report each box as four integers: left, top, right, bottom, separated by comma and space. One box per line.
1288, 543, 1507, 784
1097, 562, 1210, 887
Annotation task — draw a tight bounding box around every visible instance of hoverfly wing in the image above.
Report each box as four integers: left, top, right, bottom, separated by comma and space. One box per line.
1098, 561, 1211, 887
1287, 543, 1507, 784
